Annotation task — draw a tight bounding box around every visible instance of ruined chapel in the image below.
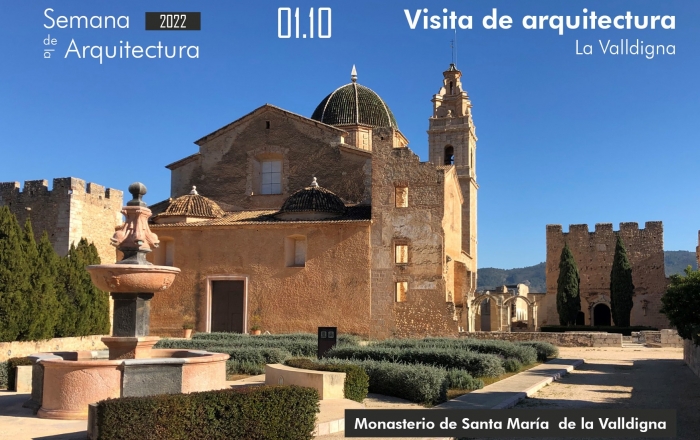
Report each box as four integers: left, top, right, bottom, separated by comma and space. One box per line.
145, 65, 480, 338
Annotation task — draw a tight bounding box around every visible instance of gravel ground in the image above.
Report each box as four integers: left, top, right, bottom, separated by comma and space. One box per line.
493, 346, 699, 440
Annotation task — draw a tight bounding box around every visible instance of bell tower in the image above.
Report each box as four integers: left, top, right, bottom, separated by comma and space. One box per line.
428, 63, 478, 293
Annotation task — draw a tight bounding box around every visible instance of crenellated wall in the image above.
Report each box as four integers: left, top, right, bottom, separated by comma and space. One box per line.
543, 221, 669, 329
0, 178, 123, 263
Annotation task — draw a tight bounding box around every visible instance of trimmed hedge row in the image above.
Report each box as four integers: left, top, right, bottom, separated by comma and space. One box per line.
325, 346, 505, 378
371, 338, 538, 365
539, 325, 658, 336
321, 358, 449, 405
7, 357, 32, 391
95, 385, 319, 440
445, 369, 484, 391
285, 358, 369, 403
192, 332, 361, 347
155, 338, 317, 357
515, 341, 559, 362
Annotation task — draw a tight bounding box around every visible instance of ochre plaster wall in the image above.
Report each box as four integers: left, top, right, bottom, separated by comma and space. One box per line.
148, 222, 371, 337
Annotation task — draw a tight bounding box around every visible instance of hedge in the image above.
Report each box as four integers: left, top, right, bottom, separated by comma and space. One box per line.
0, 361, 7, 389
445, 369, 483, 391
321, 358, 448, 405
285, 358, 369, 403
515, 341, 559, 362
7, 357, 32, 391
539, 325, 658, 336
155, 338, 317, 357
95, 385, 319, 440
371, 338, 538, 365
192, 332, 361, 347
325, 346, 505, 378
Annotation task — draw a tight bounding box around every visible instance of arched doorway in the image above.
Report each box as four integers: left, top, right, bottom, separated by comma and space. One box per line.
480, 298, 491, 331
576, 311, 585, 325
593, 304, 611, 326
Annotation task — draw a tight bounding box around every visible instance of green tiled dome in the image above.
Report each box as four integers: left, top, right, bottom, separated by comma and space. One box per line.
311, 82, 398, 129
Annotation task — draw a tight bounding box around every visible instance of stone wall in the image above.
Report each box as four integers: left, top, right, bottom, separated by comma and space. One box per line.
544, 222, 669, 329
0, 335, 108, 362
683, 339, 700, 378
167, 105, 371, 209
460, 331, 622, 347
0, 178, 123, 263
368, 127, 460, 339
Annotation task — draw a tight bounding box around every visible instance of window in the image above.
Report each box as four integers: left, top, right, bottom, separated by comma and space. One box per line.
395, 186, 408, 208
396, 282, 408, 302
285, 235, 306, 267
265, 120, 270, 129
261, 160, 282, 194
444, 146, 454, 165
395, 244, 408, 264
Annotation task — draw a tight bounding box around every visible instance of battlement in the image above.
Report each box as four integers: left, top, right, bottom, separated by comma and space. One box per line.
0, 177, 122, 202
0, 177, 123, 263
546, 221, 664, 238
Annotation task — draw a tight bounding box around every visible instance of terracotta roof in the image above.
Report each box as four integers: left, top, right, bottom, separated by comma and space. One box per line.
151, 205, 371, 228
155, 189, 225, 219
279, 185, 346, 215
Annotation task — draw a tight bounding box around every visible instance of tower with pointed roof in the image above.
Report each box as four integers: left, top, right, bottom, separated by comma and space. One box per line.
428, 63, 478, 302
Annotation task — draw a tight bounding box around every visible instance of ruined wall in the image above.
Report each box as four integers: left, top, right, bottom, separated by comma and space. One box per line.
0, 178, 123, 263
460, 331, 623, 347
169, 106, 371, 210
544, 222, 669, 329
369, 127, 459, 339
148, 222, 372, 338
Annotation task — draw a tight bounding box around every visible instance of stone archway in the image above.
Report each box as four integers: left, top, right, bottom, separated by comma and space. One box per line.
502, 295, 538, 332
593, 303, 612, 326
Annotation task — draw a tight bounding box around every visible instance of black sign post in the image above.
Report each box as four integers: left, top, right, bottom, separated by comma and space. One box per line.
317, 327, 337, 359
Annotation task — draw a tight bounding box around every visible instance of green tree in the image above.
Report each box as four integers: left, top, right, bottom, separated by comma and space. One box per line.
56, 239, 109, 337
0, 207, 30, 342
661, 266, 700, 344
556, 243, 581, 325
610, 236, 634, 327
26, 231, 62, 340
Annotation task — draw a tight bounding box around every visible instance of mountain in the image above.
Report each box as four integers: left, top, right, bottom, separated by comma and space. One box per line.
478, 251, 697, 292
478, 262, 547, 293
664, 250, 697, 276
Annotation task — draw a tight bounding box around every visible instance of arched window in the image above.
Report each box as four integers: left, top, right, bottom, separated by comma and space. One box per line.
444, 146, 454, 165
449, 81, 454, 94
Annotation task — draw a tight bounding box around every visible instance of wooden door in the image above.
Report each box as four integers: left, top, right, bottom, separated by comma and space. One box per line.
210, 280, 245, 333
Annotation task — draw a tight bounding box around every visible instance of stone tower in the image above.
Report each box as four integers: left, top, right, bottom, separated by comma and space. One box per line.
428, 63, 478, 297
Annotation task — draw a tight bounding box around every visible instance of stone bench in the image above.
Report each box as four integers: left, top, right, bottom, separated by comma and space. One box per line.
264, 364, 345, 400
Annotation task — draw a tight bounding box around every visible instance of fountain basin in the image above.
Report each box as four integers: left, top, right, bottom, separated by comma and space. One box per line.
31, 349, 229, 420
86, 264, 180, 293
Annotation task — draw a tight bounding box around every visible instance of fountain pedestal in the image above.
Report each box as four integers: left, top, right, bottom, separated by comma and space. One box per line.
29, 182, 229, 420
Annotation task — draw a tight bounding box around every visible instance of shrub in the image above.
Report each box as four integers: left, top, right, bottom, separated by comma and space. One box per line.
155, 338, 316, 357
503, 358, 522, 373
516, 341, 559, 361
227, 360, 266, 376
0, 361, 7, 389
7, 357, 32, 391
285, 358, 369, 403
445, 369, 483, 391
96, 385, 319, 440
326, 346, 505, 378
371, 338, 538, 365
321, 358, 447, 405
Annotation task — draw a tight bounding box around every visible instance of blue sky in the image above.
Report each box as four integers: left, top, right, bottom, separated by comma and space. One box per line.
1, 1, 698, 269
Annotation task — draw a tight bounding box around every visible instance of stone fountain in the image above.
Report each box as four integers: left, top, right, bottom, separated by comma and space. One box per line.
27, 183, 229, 420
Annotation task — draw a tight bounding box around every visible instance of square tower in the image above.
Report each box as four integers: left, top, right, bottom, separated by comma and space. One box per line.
427, 64, 478, 296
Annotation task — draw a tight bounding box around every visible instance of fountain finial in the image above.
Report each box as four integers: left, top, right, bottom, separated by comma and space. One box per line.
127, 182, 148, 207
